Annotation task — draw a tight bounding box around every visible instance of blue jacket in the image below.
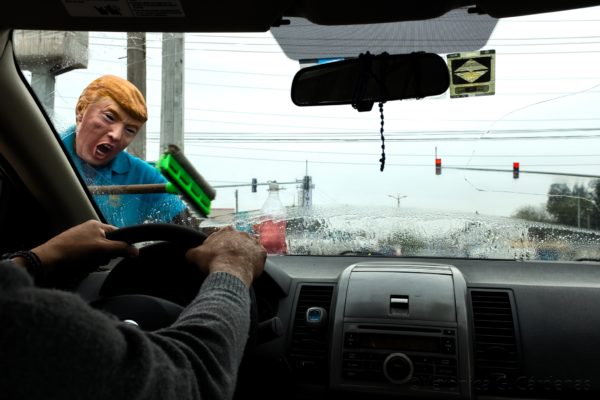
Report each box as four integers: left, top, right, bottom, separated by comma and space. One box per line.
61, 127, 186, 227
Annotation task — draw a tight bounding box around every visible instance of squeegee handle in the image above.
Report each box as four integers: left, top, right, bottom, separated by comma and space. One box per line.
88, 184, 169, 195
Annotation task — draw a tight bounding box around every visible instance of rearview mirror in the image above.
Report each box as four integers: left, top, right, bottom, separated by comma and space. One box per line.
291, 52, 450, 111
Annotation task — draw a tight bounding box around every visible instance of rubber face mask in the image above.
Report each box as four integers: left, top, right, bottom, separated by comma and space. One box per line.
75, 98, 142, 166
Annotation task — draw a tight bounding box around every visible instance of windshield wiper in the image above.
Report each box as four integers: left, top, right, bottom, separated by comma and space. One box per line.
339, 250, 389, 256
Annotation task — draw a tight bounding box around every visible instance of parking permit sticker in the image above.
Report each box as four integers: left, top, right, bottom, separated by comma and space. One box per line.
447, 50, 495, 98
61, 0, 185, 17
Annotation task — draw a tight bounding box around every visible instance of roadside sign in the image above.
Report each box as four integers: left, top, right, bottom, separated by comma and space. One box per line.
447, 50, 495, 98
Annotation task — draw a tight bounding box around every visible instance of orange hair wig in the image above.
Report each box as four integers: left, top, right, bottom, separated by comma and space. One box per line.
76, 75, 148, 123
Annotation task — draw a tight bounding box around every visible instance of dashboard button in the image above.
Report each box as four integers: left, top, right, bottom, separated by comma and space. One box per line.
441, 338, 456, 354
345, 332, 357, 348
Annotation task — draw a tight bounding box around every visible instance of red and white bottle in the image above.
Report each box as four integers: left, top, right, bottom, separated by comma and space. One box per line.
255, 182, 288, 254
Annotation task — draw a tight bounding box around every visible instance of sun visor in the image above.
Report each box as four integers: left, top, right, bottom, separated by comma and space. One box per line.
272, 7, 498, 61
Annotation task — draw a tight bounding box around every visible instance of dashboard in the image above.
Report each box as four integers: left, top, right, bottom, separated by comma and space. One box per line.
241, 255, 600, 400
78, 252, 600, 399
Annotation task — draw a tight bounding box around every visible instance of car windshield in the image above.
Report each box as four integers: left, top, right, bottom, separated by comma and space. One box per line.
12, 6, 600, 261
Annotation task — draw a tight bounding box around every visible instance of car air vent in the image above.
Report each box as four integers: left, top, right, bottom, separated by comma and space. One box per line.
470, 289, 522, 393
289, 284, 334, 384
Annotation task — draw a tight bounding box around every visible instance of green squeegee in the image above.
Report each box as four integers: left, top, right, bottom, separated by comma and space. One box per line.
156, 145, 216, 217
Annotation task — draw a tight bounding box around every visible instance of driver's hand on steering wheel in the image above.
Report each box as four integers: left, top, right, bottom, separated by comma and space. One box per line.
28, 220, 139, 274
186, 226, 266, 288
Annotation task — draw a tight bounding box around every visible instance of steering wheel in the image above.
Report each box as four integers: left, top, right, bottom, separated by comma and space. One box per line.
89, 223, 257, 335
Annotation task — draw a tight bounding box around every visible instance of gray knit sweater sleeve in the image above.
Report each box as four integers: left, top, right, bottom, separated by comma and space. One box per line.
0, 260, 251, 400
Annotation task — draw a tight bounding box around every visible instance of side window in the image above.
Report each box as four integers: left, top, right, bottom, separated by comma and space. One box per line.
0, 154, 52, 254
13, 30, 191, 229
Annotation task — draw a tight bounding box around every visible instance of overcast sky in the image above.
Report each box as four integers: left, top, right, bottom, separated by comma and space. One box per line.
43, 5, 600, 218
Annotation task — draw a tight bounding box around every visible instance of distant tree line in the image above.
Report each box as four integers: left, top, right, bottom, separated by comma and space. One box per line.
512, 180, 600, 230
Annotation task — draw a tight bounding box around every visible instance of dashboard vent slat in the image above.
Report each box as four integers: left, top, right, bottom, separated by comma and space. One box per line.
289, 284, 334, 384
471, 289, 521, 393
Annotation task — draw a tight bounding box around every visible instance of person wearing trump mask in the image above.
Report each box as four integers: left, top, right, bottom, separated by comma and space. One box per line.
61, 74, 189, 227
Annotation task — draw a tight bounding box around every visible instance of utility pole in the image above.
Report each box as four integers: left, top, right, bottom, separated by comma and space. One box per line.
127, 32, 147, 160
160, 33, 185, 152
298, 161, 314, 207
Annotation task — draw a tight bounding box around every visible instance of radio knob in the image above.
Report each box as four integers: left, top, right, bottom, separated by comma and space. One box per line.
383, 353, 414, 384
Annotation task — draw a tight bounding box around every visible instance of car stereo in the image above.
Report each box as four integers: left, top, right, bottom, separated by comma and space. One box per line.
341, 324, 458, 391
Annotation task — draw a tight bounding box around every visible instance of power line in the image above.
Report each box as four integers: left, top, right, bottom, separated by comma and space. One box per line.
162, 142, 600, 158
175, 107, 600, 122
87, 36, 600, 56
182, 39, 600, 48
93, 32, 600, 43
53, 100, 600, 125
174, 134, 600, 143
177, 47, 600, 57
182, 65, 289, 77
62, 49, 600, 82
182, 127, 600, 136
169, 151, 600, 170
52, 73, 600, 95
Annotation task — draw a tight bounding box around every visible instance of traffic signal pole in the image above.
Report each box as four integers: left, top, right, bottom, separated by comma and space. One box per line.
213, 177, 314, 209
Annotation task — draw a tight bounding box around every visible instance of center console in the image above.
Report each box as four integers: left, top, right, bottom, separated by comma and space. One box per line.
330, 262, 472, 398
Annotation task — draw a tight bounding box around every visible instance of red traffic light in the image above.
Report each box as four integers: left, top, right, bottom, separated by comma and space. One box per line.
513, 162, 520, 179
435, 158, 442, 175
